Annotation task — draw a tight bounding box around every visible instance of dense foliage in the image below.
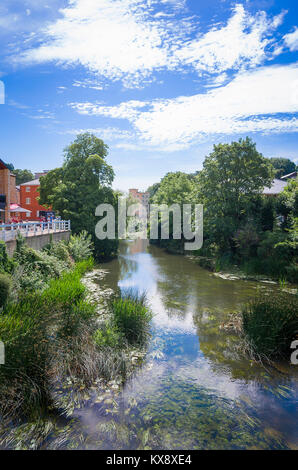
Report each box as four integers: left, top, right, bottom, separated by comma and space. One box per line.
0, 233, 151, 434
148, 138, 297, 281
12, 169, 34, 185
242, 292, 298, 360
269, 158, 296, 179
39, 133, 119, 260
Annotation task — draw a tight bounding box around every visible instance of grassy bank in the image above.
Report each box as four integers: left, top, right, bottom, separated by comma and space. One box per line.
241, 292, 298, 361
0, 233, 152, 442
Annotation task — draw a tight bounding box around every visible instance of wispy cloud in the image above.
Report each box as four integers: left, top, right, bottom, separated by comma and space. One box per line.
175, 4, 286, 74
15, 1, 287, 87
284, 27, 298, 51
70, 64, 298, 150
62, 126, 134, 141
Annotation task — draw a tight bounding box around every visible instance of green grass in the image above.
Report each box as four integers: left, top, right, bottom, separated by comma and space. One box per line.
241, 292, 298, 360
111, 290, 152, 346
0, 261, 97, 421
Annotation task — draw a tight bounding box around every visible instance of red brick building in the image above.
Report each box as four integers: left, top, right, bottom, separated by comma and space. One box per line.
19, 177, 50, 221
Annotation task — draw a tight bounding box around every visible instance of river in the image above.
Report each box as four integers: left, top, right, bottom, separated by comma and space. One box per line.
70, 239, 297, 450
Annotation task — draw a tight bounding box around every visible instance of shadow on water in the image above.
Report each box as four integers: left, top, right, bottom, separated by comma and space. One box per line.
58, 240, 298, 449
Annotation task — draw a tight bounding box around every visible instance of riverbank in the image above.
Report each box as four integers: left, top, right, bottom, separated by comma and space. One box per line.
0, 236, 152, 449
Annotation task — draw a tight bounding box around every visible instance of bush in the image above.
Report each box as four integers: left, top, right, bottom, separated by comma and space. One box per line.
68, 231, 93, 262
0, 273, 12, 308
242, 292, 298, 360
111, 290, 152, 346
44, 241, 73, 266
14, 243, 68, 281
285, 264, 298, 284
0, 242, 14, 274
94, 322, 123, 349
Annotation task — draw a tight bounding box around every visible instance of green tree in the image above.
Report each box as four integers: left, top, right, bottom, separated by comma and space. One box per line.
198, 138, 274, 252
13, 169, 34, 185
39, 133, 118, 260
269, 157, 296, 179
147, 182, 160, 201
4, 162, 14, 171
152, 172, 195, 206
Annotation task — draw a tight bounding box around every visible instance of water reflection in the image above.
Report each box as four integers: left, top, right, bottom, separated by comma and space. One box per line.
78, 239, 298, 450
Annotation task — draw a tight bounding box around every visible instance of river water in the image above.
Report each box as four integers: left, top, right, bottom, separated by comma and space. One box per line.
72, 239, 297, 450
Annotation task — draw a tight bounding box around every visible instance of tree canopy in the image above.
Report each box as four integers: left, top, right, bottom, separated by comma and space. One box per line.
12, 169, 34, 185
152, 172, 195, 206
269, 157, 296, 179
39, 133, 118, 260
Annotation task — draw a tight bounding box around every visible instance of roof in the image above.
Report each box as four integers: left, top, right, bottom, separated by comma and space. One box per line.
281, 171, 297, 180
263, 179, 287, 195
0, 159, 9, 170
20, 178, 40, 186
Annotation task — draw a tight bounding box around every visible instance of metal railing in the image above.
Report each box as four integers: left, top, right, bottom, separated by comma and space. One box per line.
0, 220, 71, 242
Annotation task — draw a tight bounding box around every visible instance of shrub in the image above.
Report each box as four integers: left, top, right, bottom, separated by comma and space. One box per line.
44, 241, 73, 266
68, 231, 93, 262
14, 243, 68, 281
111, 290, 152, 346
0, 273, 12, 308
241, 292, 298, 360
285, 264, 298, 284
94, 322, 123, 349
0, 242, 14, 274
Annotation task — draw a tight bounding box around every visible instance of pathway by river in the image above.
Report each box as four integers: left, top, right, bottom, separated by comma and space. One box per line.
73, 239, 298, 450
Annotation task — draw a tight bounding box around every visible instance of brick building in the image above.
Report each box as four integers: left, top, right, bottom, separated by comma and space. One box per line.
19, 173, 51, 221
0, 159, 19, 222
129, 189, 150, 208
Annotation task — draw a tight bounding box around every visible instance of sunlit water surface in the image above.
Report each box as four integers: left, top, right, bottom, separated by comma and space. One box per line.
69, 240, 298, 450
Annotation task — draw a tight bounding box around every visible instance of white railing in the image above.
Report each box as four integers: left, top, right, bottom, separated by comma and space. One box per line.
0, 220, 71, 242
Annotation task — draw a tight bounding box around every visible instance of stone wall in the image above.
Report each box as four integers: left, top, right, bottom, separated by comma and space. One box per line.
5, 231, 71, 257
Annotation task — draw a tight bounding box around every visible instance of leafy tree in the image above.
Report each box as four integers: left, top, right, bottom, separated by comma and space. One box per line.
4, 162, 14, 171
147, 182, 160, 201
39, 133, 118, 260
13, 169, 34, 185
269, 157, 296, 179
198, 138, 274, 251
152, 172, 195, 206
276, 178, 298, 228
38, 168, 63, 208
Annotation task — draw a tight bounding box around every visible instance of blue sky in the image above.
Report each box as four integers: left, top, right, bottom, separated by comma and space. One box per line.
0, 0, 297, 191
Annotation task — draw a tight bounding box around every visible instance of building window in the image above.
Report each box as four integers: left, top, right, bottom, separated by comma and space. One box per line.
36, 211, 39, 217
25, 198, 31, 204
26, 212, 30, 218
26, 187, 30, 192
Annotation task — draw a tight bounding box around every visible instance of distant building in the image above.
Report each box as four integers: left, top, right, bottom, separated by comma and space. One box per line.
34, 170, 50, 179
129, 189, 150, 208
263, 179, 288, 196
19, 178, 51, 220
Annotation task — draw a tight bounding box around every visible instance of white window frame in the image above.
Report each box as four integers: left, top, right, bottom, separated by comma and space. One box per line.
25, 198, 31, 205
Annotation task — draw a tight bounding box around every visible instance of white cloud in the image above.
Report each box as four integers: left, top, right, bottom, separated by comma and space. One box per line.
63, 126, 133, 141
70, 64, 298, 150
73, 79, 104, 90
16, 1, 287, 87
175, 5, 286, 74
18, 0, 175, 87
284, 28, 298, 51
